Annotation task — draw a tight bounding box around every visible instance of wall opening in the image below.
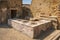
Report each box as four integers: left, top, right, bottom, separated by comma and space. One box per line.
11, 10, 17, 18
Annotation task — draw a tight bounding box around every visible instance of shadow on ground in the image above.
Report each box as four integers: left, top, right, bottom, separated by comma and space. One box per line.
34, 27, 55, 40
0, 24, 12, 28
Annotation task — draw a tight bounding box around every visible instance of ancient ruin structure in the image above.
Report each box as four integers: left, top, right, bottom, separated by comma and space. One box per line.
7, 0, 60, 39
8, 19, 51, 38
22, 4, 31, 19
0, 0, 22, 24
31, 0, 60, 18
31, 0, 60, 29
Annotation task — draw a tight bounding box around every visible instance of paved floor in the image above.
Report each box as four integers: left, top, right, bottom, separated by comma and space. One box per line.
0, 25, 60, 40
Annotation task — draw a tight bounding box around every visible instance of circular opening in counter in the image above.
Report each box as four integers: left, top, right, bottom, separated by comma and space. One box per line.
30, 22, 37, 25
22, 20, 29, 23
17, 19, 22, 21
31, 19, 39, 22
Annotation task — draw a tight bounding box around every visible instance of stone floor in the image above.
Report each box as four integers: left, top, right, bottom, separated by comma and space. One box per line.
44, 30, 60, 40
0, 25, 60, 40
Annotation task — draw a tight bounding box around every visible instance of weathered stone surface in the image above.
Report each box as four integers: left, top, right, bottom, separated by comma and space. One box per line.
8, 19, 51, 38
9, 0, 22, 18
0, 0, 22, 24
44, 30, 60, 40
31, 0, 60, 29
31, 0, 60, 18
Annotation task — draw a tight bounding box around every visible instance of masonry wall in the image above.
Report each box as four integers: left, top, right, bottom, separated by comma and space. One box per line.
31, 0, 60, 18
8, 0, 22, 18
0, 1, 8, 24
0, 0, 22, 24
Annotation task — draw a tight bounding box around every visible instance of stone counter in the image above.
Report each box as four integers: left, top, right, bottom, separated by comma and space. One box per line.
8, 19, 51, 38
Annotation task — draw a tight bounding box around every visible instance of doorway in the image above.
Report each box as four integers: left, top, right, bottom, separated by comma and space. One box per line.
11, 10, 17, 18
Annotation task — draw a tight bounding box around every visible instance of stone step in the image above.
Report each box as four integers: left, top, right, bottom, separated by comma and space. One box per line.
44, 30, 60, 40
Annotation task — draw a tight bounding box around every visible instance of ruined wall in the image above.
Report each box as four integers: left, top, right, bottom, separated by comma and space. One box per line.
0, 1, 8, 24
0, 0, 22, 24
22, 4, 32, 19
8, 0, 22, 18
31, 0, 60, 18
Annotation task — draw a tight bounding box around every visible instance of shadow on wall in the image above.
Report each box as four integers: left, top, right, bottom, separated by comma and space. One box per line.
22, 6, 33, 20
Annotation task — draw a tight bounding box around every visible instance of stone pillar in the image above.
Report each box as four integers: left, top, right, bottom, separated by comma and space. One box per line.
1, 8, 8, 24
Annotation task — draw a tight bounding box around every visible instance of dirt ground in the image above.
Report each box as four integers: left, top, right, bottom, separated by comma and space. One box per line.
0, 25, 60, 40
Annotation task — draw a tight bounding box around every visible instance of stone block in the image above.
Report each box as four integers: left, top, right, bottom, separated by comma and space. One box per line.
8, 19, 51, 38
